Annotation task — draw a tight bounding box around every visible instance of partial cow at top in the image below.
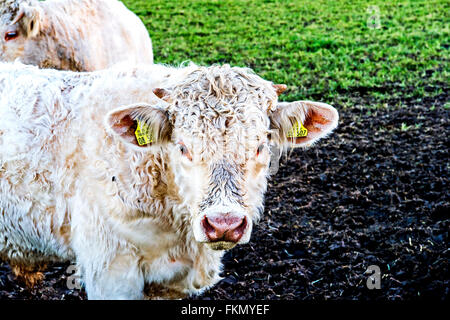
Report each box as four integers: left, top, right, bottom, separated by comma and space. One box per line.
0, 0, 153, 70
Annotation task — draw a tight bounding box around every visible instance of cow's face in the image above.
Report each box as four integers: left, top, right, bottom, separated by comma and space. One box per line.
107, 65, 339, 251
0, 2, 43, 64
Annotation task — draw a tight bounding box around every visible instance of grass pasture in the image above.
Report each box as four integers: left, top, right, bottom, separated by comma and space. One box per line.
124, 0, 449, 106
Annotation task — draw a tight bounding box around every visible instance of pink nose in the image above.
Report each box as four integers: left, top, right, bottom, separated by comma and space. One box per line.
202, 214, 247, 243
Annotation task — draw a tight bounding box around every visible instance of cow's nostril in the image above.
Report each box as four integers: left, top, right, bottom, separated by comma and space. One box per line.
227, 217, 247, 243
201, 216, 216, 235
202, 215, 247, 243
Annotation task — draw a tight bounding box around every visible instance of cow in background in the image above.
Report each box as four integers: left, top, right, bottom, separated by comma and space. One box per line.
0, 0, 153, 70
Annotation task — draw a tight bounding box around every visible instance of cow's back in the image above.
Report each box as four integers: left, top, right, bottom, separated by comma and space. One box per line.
0, 63, 81, 264
39, 0, 154, 70
97, 0, 154, 66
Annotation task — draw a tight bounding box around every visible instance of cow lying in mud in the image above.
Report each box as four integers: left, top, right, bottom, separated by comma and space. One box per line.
0, 0, 153, 70
0, 62, 338, 299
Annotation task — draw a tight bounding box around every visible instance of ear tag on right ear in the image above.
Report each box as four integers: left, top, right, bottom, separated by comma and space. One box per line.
286, 121, 308, 138
135, 120, 154, 146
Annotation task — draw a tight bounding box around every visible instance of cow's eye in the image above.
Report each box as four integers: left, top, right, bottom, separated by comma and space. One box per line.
4, 31, 18, 41
179, 143, 192, 161
256, 144, 265, 156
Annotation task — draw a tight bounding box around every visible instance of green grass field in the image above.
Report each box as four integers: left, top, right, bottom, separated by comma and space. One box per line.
122, 0, 448, 107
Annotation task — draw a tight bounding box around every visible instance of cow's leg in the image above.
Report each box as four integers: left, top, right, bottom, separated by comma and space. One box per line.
69, 193, 146, 299
78, 253, 145, 300
72, 229, 145, 300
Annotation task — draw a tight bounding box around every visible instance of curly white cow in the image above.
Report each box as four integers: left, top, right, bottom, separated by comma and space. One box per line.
0, 0, 153, 70
0, 62, 338, 299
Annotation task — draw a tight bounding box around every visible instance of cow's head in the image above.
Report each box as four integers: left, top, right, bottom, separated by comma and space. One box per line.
0, 1, 45, 65
106, 65, 338, 251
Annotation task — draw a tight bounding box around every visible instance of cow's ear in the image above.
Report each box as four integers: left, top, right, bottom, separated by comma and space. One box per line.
11, 2, 43, 38
269, 101, 338, 148
105, 103, 172, 150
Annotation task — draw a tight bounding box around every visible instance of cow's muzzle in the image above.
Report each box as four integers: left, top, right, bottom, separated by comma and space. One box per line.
195, 212, 249, 250
202, 214, 247, 243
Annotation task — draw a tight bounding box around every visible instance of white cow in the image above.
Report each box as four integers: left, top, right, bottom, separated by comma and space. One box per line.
0, 0, 153, 70
0, 62, 338, 299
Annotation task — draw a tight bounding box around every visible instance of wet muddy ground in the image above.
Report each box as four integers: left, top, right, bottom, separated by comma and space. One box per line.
0, 93, 448, 300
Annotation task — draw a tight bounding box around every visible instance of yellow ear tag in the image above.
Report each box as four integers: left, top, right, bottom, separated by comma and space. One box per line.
135, 120, 154, 146
286, 121, 308, 138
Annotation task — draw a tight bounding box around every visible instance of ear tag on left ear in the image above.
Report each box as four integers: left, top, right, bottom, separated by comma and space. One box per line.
135, 120, 154, 146
287, 121, 308, 138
